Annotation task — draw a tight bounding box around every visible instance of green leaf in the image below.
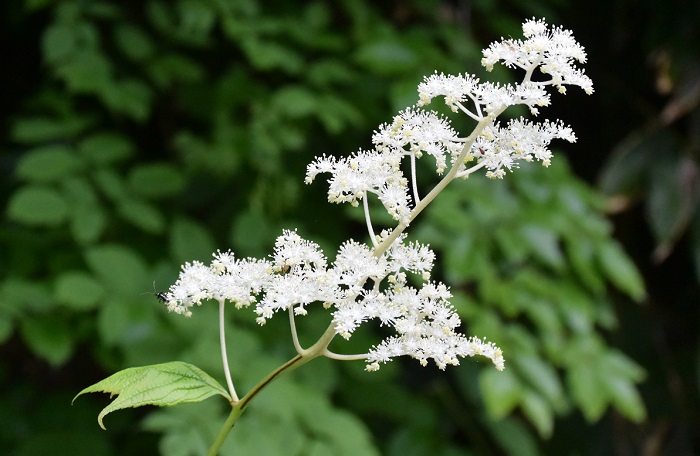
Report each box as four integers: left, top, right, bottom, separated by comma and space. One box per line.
148, 54, 205, 87
230, 210, 275, 258
117, 198, 165, 234
270, 85, 317, 118
601, 374, 646, 422
494, 224, 530, 264
479, 368, 521, 418
241, 38, 304, 73
11, 116, 90, 144
142, 404, 216, 456
307, 59, 356, 88
519, 224, 565, 270
54, 271, 104, 310
355, 39, 417, 75
73, 362, 231, 429
564, 237, 604, 293
488, 418, 540, 456
61, 176, 99, 206
113, 23, 155, 61
94, 169, 128, 202
170, 217, 216, 263
520, 297, 562, 337
303, 408, 379, 456
84, 244, 148, 295
599, 351, 646, 421
596, 241, 645, 302
103, 79, 153, 121
70, 203, 107, 244
128, 163, 185, 199
315, 93, 363, 134
177, 0, 216, 39
56, 51, 112, 93
7, 186, 69, 226
78, 133, 134, 165
97, 298, 154, 346
520, 391, 553, 437
42, 23, 80, 63
0, 278, 53, 315
556, 284, 597, 333
602, 350, 646, 383
567, 359, 608, 422
20, 315, 74, 366
512, 354, 566, 413
16, 145, 83, 183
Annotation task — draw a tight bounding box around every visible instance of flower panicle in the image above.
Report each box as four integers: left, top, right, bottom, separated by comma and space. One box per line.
162, 18, 592, 373
308, 18, 592, 217
163, 229, 505, 371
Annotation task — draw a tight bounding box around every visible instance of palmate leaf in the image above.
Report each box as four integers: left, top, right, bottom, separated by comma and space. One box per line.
74, 361, 232, 429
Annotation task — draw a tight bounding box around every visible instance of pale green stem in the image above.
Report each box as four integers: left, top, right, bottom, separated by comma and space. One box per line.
363, 195, 378, 247
219, 300, 237, 402
457, 99, 481, 120
410, 152, 420, 204
289, 306, 303, 353
455, 160, 487, 179
522, 61, 539, 82
324, 351, 369, 361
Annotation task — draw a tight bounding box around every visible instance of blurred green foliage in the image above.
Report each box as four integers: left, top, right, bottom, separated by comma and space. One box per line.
2, 0, 696, 454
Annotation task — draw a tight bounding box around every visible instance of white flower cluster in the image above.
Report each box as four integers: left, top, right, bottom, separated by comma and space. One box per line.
307, 17, 592, 222
306, 108, 462, 225
164, 230, 505, 371
163, 18, 591, 374
473, 118, 577, 178
481, 18, 593, 95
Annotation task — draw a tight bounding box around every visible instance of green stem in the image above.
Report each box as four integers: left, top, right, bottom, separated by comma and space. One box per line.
206, 324, 337, 455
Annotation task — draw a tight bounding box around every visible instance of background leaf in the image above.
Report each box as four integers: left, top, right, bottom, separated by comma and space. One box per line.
20, 316, 74, 366
7, 186, 69, 226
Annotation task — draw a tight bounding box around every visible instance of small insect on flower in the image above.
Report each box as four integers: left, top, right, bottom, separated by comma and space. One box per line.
142, 282, 168, 303
278, 261, 291, 275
